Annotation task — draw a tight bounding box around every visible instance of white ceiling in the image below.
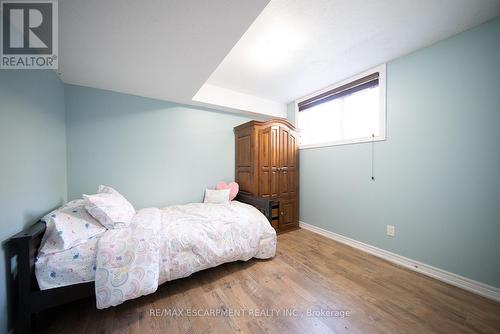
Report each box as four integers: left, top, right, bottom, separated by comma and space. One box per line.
58, 0, 500, 117
206, 0, 500, 104
58, 0, 269, 106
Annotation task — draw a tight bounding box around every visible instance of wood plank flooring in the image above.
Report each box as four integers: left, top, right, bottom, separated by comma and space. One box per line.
39, 228, 500, 334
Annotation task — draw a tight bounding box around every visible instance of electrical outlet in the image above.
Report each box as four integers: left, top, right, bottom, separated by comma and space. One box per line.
386, 225, 395, 237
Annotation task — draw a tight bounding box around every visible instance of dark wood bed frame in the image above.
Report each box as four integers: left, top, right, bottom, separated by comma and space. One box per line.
5, 194, 273, 333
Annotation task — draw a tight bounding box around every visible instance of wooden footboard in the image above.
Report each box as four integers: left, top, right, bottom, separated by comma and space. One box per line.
235, 194, 274, 223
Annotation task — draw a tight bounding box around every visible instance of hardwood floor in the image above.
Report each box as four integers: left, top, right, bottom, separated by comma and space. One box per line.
39, 228, 500, 334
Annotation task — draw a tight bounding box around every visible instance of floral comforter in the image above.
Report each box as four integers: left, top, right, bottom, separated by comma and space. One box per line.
95, 201, 276, 308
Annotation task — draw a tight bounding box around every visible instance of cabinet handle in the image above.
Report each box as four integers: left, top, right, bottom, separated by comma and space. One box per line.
281, 211, 284, 215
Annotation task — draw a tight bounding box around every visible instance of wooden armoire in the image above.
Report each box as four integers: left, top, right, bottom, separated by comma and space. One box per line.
234, 119, 299, 232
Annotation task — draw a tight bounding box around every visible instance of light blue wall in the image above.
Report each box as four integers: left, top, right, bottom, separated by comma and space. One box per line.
65, 85, 257, 208
294, 18, 500, 288
287, 102, 296, 125
0, 70, 67, 331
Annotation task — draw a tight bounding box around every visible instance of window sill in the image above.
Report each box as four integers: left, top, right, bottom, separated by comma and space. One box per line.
299, 136, 386, 150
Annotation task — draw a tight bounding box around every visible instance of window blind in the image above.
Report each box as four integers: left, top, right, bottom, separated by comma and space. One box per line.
298, 72, 379, 112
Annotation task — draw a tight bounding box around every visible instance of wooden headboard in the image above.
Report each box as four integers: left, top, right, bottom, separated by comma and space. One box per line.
6, 221, 46, 331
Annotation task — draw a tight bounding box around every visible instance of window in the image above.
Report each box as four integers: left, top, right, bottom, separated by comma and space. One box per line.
296, 65, 386, 148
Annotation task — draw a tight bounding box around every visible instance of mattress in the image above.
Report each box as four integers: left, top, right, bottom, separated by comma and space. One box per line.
35, 235, 99, 290
35, 201, 276, 291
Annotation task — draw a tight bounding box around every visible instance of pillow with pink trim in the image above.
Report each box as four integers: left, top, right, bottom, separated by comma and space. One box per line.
83, 185, 136, 229
39, 199, 106, 255
216, 181, 239, 201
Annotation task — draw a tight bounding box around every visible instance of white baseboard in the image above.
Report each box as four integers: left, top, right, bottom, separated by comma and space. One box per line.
299, 221, 500, 303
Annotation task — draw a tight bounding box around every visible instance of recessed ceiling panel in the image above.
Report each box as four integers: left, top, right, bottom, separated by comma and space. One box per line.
207, 0, 500, 103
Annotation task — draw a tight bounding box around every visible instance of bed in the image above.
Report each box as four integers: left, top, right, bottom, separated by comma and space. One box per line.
6, 194, 275, 333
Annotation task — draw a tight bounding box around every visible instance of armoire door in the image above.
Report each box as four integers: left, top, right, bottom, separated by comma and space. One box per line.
258, 126, 279, 199
278, 126, 298, 198
279, 199, 298, 230
235, 127, 254, 195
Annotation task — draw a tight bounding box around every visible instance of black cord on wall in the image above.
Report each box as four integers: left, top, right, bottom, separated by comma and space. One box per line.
371, 134, 375, 181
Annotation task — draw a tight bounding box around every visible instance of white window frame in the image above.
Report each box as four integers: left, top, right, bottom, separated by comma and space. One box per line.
295, 64, 387, 149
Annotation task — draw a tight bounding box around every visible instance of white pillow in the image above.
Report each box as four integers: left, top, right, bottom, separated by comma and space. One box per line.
203, 189, 230, 204
39, 199, 106, 255
83, 185, 136, 229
